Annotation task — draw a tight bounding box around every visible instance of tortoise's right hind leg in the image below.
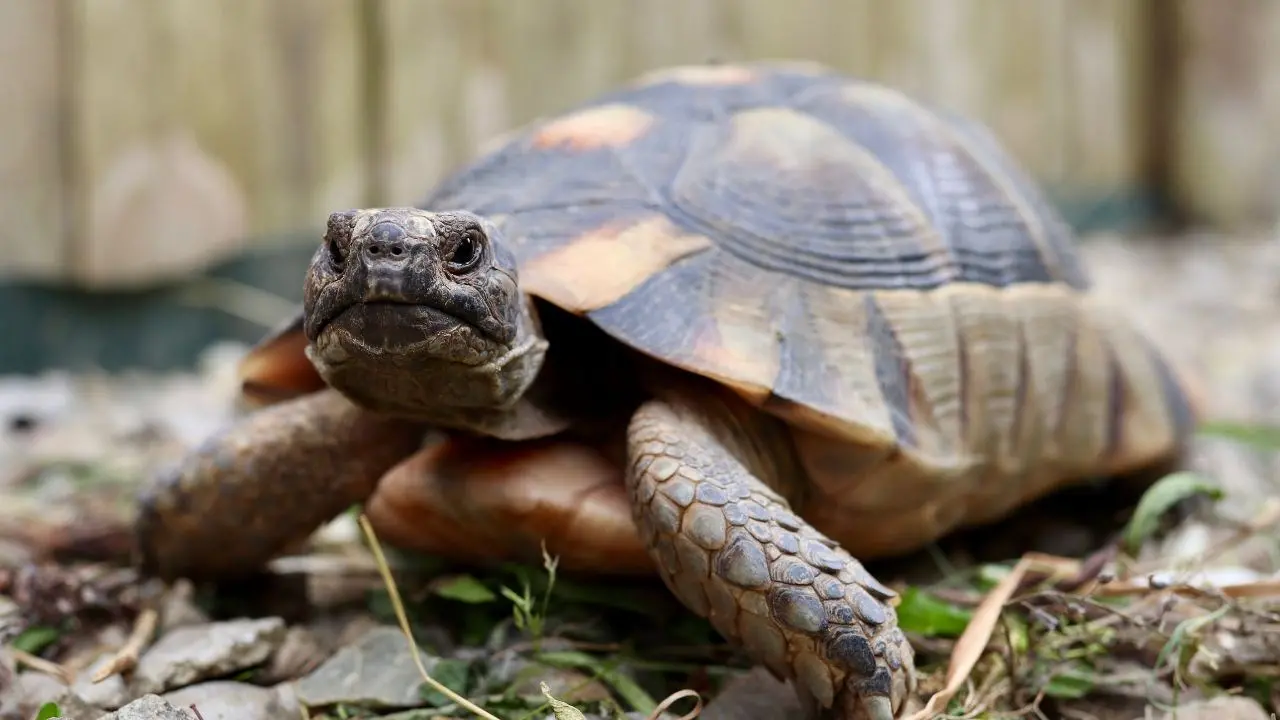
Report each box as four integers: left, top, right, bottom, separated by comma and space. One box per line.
624, 392, 917, 720
135, 389, 426, 581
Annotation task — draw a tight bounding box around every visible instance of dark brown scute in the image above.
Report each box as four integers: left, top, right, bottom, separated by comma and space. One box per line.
794, 83, 1085, 289
237, 310, 326, 406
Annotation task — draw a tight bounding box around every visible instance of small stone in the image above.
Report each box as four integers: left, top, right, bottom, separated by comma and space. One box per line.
2, 674, 100, 720
295, 625, 445, 709
98, 695, 193, 720
258, 626, 328, 685
510, 665, 613, 704
72, 654, 132, 709
1149, 696, 1270, 720
131, 617, 287, 696
699, 667, 802, 720
162, 681, 294, 720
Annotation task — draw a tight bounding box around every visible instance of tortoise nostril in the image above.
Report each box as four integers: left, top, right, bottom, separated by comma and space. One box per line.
365, 242, 408, 260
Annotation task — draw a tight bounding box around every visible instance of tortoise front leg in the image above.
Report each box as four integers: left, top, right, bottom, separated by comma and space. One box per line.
135, 389, 427, 580
625, 391, 916, 720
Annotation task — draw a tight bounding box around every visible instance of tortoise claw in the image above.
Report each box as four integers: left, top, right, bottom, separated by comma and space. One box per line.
860, 696, 896, 720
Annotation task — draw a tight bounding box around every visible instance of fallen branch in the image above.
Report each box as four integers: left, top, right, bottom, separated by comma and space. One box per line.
92, 606, 158, 683
9, 647, 71, 684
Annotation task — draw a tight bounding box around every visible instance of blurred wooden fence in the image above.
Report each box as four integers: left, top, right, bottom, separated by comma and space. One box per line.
0, 0, 1274, 289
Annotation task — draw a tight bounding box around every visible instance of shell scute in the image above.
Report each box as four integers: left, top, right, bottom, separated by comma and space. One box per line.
530, 103, 657, 152
417, 61, 1193, 472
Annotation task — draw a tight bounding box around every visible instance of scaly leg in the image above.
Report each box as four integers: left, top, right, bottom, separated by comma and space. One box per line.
135, 389, 427, 580
625, 390, 916, 720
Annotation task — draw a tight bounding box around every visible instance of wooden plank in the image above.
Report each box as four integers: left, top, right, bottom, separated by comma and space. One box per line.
722, 0, 1148, 198
1060, 1, 1150, 195
378, 0, 1152, 225
1169, 1, 1280, 229
72, 0, 366, 289
0, 0, 66, 281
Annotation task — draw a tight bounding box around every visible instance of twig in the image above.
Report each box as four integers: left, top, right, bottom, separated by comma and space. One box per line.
92, 607, 158, 683
357, 514, 502, 720
9, 648, 71, 684
646, 688, 702, 720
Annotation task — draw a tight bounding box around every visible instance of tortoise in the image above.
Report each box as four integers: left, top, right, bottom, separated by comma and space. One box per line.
134, 61, 1200, 720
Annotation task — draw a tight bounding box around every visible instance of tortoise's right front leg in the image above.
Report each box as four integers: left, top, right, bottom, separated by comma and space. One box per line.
625, 391, 916, 720
135, 389, 427, 580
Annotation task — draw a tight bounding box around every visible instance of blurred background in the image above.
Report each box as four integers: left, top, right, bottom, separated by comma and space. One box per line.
0, 0, 1275, 375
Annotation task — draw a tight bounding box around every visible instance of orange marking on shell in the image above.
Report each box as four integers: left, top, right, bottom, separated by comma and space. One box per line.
521, 215, 712, 313
531, 104, 656, 151
634, 64, 758, 87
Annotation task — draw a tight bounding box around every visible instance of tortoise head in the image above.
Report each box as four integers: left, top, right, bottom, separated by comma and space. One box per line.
297, 207, 548, 420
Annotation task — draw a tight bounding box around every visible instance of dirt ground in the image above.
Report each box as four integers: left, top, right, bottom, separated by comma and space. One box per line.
1, 231, 1279, 720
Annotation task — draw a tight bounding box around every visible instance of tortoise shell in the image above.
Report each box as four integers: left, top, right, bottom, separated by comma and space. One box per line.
417, 62, 1196, 513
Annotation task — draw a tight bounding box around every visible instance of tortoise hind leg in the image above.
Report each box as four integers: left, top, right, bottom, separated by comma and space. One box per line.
625, 391, 916, 720
136, 389, 427, 580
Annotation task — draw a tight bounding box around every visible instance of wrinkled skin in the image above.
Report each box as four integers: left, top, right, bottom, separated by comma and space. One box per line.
137, 208, 917, 720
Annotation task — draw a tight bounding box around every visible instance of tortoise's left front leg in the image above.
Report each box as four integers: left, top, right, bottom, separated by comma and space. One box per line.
625, 390, 916, 720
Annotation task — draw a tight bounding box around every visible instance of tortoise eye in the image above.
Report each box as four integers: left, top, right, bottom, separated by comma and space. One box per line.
446, 228, 483, 272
